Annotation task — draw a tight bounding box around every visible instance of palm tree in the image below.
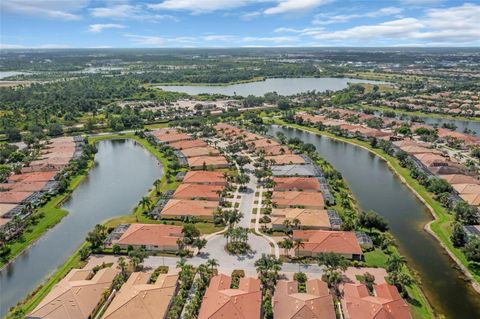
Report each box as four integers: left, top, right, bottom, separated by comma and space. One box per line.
293, 238, 305, 257
117, 256, 127, 276
176, 258, 186, 269
153, 179, 161, 194
279, 238, 294, 258
292, 218, 301, 229
386, 254, 406, 273
207, 258, 219, 272
139, 196, 152, 212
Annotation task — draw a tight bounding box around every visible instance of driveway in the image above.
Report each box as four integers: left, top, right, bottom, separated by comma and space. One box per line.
237, 162, 258, 228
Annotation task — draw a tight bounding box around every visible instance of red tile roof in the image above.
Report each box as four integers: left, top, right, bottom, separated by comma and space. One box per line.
112, 224, 183, 248
198, 274, 262, 319
187, 156, 229, 169
342, 283, 412, 319
293, 230, 362, 255
181, 146, 220, 158
183, 171, 226, 185
161, 199, 218, 219
274, 177, 321, 192
265, 154, 305, 165
172, 184, 223, 201
8, 171, 56, 183
272, 191, 325, 209
0, 191, 31, 204
274, 279, 336, 319
169, 139, 208, 150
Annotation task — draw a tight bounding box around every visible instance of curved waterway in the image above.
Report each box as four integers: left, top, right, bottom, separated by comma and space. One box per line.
0, 139, 163, 317
269, 125, 480, 319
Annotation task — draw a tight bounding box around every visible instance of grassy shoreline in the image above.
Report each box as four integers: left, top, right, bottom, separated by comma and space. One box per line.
271, 118, 448, 318
0, 152, 95, 269
273, 119, 480, 286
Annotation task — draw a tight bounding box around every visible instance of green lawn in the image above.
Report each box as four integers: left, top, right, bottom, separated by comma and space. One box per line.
364, 249, 389, 268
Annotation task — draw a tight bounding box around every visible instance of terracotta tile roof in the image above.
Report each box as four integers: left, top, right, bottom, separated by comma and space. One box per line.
8, 171, 56, 183
183, 171, 226, 185
161, 199, 218, 218
28, 267, 118, 319
399, 145, 442, 155
271, 208, 330, 229
273, 279, 335, 319
248, 138, 280, 149
198, 274, 262, 319
459, 193, 480, 206
0, 191, 31, 204
102, 272, 178, 319
441, 174, 480, 185
181, 146, 220, 158
156, 133, 192, 143
187, 156, 229, 169
273, 177, 321, 192
169, 139, 208, 150
112, 224, 183, 248
265, 154, 305, 165
0, 203, 17, 217
257, 145, 292, 156
453, 183, 480, 195
272, 191, 325, 209
172, 184, 223, 201
151, 129, 178, 137
1, 181, 47, 192
342, 283, 412, 319
293, 230, 362, 255
413, 153, 449, 167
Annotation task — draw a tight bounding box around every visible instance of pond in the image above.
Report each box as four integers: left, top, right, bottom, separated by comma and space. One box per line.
269, 125, 480, 319
0, 139, 163, 317
156, 77, 388, 96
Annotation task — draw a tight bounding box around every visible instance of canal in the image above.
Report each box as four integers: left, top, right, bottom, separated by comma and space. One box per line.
269, 125, 480, 319
0, 139, 163, 317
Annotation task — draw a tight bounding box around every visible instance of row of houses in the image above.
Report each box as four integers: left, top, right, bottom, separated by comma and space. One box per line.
215, 123, 371, 259
148, 128, 229, 169
148, 128, 231, 222
0, 136, 84, 229
27, 266, 410, 319
27, 263, 179, 319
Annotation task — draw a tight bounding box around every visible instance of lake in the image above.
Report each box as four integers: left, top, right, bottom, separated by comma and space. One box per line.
269, 125, 480, 319
0, 139, 163, 317
157, 77, 388, 96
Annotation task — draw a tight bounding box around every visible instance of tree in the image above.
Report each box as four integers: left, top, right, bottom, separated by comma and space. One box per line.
453, 201, 479, 225
79, 246, 91, 261
293, 238, 305, 256
117, 256, 127, 275
427, 178, 452, 195
86, 224, 107, 250
153, 179, 161, 194
450, 222, 466, 247
363, 272, 375, 294
139, 196, 152, 212
128, 248, 147, 271
193, 238, 207, 251
358, 210, 389, 232
279, 238, 294, 257
112, 244, 121, 254
6, 127, 21, 142
207, 258, 219, 272
182, 224, 201, 245
386, 254, 406, 273
463, 238, 480, 262
47, 123, 63, 136
318, 252, 349, 272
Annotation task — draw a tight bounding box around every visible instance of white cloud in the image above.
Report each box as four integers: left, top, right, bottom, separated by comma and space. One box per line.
1, 0, 88, 20
313, 7, 403, 25
88, 24, 125, 33
125, 34, 199, 47
202, 35, 237, 41
275, 3, 480, 45
0, 43, 71, 49
90, 4, 177, 21
148, 0, 262, 14
264, 0, 331, 15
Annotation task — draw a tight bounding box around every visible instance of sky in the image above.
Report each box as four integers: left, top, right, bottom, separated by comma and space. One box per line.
0, 0, 479, 48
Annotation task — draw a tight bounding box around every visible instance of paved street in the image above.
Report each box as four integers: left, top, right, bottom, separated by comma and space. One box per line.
237, 162, 257, 228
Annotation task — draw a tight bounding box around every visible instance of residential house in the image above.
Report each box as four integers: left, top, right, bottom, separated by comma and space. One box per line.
271, 208, 331, 230
272, 191, 325, 209
198, 274, 262, 319
273, 177, 321, 192
110, 224, 183, 251
160, 199, 219, 220
293, 230, 363, 259
172, 184, 223, 201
